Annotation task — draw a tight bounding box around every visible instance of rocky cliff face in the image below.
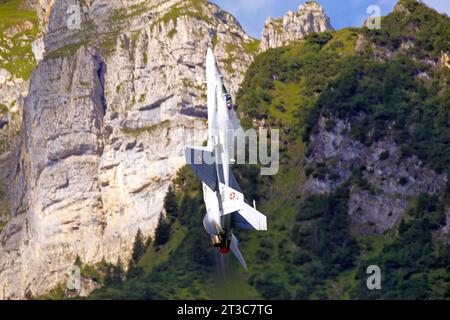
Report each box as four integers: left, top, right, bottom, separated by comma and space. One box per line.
0, 0, 257, 299
0, 0, 39, 247
304, 116, 446, 234
259, 1, 333, 52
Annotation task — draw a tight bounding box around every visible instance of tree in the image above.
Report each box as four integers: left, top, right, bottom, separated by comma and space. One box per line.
154, 213, 171, 247
103, 257, 125, 286
113, 258, 125, 284
164, 186, 178, 221
127, 229, 145, 278
145, 235, 153, 249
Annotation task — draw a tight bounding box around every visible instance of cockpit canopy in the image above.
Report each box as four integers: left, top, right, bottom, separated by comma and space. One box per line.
224, 93, 233, 110
222, 84, 233, 110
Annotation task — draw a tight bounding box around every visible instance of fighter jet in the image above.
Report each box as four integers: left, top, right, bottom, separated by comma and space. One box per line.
184, 48, 267, 270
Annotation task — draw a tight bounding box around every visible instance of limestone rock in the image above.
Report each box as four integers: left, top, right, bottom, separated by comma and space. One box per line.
259, 1, 333, 52
31, 37, 45, 63
0, 0, 256, 299
304, 116, 446, 234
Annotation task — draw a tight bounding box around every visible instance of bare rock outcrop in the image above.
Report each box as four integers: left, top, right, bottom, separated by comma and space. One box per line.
304, 116, 447, 234
259, 1, 333, 52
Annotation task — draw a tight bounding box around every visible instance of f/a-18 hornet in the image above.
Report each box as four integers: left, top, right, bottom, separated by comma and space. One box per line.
185, 48, 267, 270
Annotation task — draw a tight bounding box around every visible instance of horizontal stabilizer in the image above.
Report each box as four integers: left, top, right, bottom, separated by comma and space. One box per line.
219, 182, 244, 215
185, 146, 217, 191
234, 203, 267, 231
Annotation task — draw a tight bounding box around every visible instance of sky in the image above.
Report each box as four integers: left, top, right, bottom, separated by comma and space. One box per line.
210, 0, 450, 38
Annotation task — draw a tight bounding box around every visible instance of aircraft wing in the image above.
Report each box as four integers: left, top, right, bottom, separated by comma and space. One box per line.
185, 146, 243, 193
185, 146, 217, 191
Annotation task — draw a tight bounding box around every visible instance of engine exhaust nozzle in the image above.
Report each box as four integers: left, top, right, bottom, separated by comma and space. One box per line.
211, 235, 222, 247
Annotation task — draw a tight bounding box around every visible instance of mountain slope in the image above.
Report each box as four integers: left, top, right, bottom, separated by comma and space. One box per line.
0, 0, 258, 299
0, 0, 337, 299
0, 0, 38, 255
88, 0, 449, 300
238, 0, 449, 299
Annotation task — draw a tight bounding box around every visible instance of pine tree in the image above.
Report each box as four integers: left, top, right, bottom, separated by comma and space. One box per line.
127, 229, 145, 279
145, 235, 153, 249
154, 213, 171, 247
131, 229, 145, 261
104, 263, 114, 286
164, 185, 178, 221
104, 257, 125, 285
112, 258, 125, 284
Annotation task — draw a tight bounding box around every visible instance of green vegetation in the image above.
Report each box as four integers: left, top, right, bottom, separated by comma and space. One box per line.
303, 1, 450, 173
159, 0, 210, 27
0, 0, 39, 79
87, 0, 449, 300
35, 282, 70, 300
0, 103, 8, 116
236, 0, 449, 299
307, 54, 450, 173
127, 230, 146, 279
0, 137, 9, 153
362, 0, 450, 58
212, 33, 219, 48
42, 2, 151, 60
0, 177, 8, 231
167, 28, 177, 39
0, 182, 9, 218
89, 166, 259, 299
243, 39, 260, 55
121, 120, 171, 137
0, 220, 7, 233
154, 213, 171, 247
237, 28, 358, 127
351, 193, 449, 299
44, 41, 89, 61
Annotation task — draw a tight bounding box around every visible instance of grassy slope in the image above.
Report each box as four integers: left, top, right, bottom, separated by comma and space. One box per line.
0, 0, 38, 80
237, 32, 359, 297
305, 1, 450, 173
237, 0, 449, 299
